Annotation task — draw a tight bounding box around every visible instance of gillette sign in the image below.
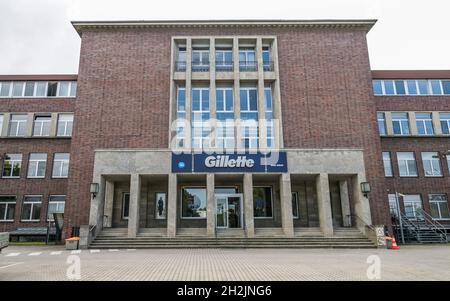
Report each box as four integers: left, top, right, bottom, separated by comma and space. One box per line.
172, 152, 287, 173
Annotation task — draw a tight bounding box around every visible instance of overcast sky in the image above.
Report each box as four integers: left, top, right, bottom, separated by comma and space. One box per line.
0, 0, 449, 74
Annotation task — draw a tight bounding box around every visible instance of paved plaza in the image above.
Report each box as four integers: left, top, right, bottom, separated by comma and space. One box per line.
1, 245, 450, 281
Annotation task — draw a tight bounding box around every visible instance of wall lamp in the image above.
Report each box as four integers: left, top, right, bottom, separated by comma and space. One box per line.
90, 183, 99, 198
360, 182, 371, 198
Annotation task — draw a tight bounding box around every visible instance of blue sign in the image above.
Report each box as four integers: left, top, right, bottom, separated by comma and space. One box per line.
172, 152, 287, 173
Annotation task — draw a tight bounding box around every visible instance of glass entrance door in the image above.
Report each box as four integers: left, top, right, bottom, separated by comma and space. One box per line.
215, 194, 243, 229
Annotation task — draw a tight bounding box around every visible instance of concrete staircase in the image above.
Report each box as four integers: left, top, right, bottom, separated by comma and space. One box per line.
89, 227, 376, 249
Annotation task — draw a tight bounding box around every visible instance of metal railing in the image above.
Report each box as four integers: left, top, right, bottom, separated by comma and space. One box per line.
191, 62, 210, 72
263, 61, 274, 72
346, 214, 376, 231
175, 61, 186, 72
239, 61, 258, 72
416, 208, 447, 242
215, 61, 234, 72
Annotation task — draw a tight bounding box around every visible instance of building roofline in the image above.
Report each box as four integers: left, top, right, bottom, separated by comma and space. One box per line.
71, 19, 377, 36
0, 74, 78, 81
371, 70, 450, 79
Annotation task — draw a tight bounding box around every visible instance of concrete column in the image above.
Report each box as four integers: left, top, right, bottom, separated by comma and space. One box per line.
26, 113, 34, 137
256, 38, 267, 150
1, 113, 10, 137
339, 180, 351, 227
50, 112, 58, 137
351, 173, 372, 234
280, 173, 294, 237
206, 173, 216, 237
233, 37, 242, 149
167, 173, 177, 238
103, 179, 114, 228
243, 173, 255, 238
316, 173, 333, 236
408, 111, 418, 135
432, 111, 442, 135
385, 112, 394, 136
271, 38, 284, 148
127, 173, 141, 238
185, 38, 192, 148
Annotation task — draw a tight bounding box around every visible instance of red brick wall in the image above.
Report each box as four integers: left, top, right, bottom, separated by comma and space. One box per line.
67, 26, 390, 233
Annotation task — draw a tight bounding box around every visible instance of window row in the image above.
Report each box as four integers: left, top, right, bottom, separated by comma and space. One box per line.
373, 79, 450, 96
382, 151, 450, 177
176, 46, 272, 72
388, 193, 449, 220
0, 195, 65, 222
0, 113, 73, 137
176, 86, 274, 149
2, 153, 70, 179
0, 81, 77, 98
377, 112, 450, 136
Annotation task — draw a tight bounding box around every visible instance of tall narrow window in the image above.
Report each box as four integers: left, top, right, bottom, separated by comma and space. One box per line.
262, 46, 272, 71
253, 187, 273, 218
421, 152, 442, 177
415, 112, 434, 135
264, 86, 274, 148
122, 193, 130, 220
2, 154, 22, 178
69, 81, 77, 97
392, 112, 410, 135
239, 47, 257, 71
447, 155, 450, 174
292, 192, 299, 219
240, 87, 258, 149
8, 114, 28, 137
191, 87, 210, 149
216, 87, 234, 149
382, 152, 393, 177
0, 114, 3, 134
175, 86, 186, 148
377, 112, 386, 136
57, 114, 74, 137
33, 115, 51, 137
0, 196, 16, 221
21, 196, 42, 222
47, 195, 66, 221
442, 80, 450, 95
52, 153, 70, 178
388, 194, 399, 218
47, 81, 58, 96
27, 153, 47, 178
429, 194, 450, 220
439, 112, 450, 135
397, 152, 417, 177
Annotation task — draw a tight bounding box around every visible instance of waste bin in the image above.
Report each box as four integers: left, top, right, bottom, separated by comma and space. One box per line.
65, 237, 80, 250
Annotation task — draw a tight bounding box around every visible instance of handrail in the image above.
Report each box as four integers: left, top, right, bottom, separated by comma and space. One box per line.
416, 208, 447, 240
346, 214, 376, 232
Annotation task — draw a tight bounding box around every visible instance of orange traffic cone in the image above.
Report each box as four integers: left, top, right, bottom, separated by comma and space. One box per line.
391, 237, 400, 250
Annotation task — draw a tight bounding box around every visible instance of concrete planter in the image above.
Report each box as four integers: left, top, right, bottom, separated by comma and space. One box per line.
65, 237, 80, 250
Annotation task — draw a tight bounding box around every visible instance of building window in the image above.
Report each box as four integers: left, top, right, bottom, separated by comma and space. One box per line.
382, 152, 393, 177
8, 114, 28, 137
33, 115, 51, 137
27, 153, 47, 178
122, 193, 130, 220
403, 194, 423, 219
239, 47, 257, 71
0, 114, 3, 134
47, 82, 58, 96
21, 196, 42, 222
57, 81, 77, 97
391, 112, 410, 135
240, 87, 258, 149
262, 46, 272, 71
192, 48, 209, 72
377, 112, 386, 136
35, 81, 47, 96
264, 86, 274, 148
52, 153, 70, 178
415, 112, 434, 135
2, 154, 22, 178
47, 195, 65, 221
292, 192, 299, 219
397, 152, 417, 177
57, 114, 74, 137
0, 82, 11, 97
421, 152, 442, 177
215, 48, 233, 72
447, 155, 450, 174
388, 194, 399, 219
12, 82, 25, 96
439, 112, 450, 135
216, 87, 234, 149
181, 187, 207, 219
175, 86, 186, 148
191, 87, 210, 149
372, 80, 450, 96
0, 196, 16, 222
372, 80, 383, 95
254, 187, 273, 218
429, 194, 450, 220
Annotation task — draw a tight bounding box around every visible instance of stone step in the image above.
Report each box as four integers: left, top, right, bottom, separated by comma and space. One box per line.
89, 244, 376, 249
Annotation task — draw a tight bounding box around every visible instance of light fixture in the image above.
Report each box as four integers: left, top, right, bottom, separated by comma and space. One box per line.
90, 183, 99, 198
360, 182, 371, 198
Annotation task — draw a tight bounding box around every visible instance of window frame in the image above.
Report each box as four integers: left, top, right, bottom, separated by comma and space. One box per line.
8, 114, 28, 137
377, 112, 387, 136
292, 191, 299, 219
415, 112, 434, 136
20, 195, 42, 222
52, 153, 70, 178
0, 196, 16, 222
402, 194, 423, 220
439, 112, 450, 135
421, 152, 442, 177
56, 113, 74, 137
391, 112, 410, 136
397, 152, 418, 177
27, 153, 47, 178
33, 114, 52, 137
253, 186, 274, 219
180, 186, 207, 219
382, 151, 393, 177
428, 194, 450, 220
122, 192, 130, 220
2, 153, 22, 178
47, 195, 66, 221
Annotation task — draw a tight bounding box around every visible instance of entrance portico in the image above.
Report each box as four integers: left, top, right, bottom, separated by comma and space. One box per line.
84, 148, 373, 246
